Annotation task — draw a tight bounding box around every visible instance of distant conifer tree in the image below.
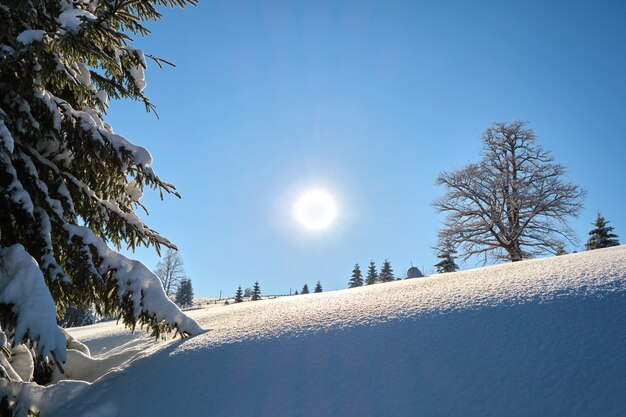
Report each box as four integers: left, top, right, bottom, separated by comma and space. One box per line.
314, 281, 323, 293
294, 290, 299, 295
234, 285, 244, 303
555, 241, 568, 256
366, 261, 378, 285
434, 238, 460, 273
348, 264, 364, 288
301, 284, 310, 294
251, 281, 262, 301
379, 259, 395, 282
175, 278, 194, 308
586, 213, 620, 250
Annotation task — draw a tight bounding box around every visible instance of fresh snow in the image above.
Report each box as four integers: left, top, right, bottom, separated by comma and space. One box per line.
63, 224, 202, 337
95, 89, 109, 108
16, 30, 47, 45
0, 245, 67, 363
57, 8, 96, 34
0, 118, 14, 152
48, 246, 626, 417
128, 65, 147, 92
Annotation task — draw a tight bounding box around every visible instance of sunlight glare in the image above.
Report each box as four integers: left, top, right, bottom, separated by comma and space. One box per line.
294, 190, 337, 231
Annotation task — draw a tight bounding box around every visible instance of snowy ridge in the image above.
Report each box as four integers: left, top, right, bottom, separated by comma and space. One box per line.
179, 246, 626, 349
51, 246, 626, 417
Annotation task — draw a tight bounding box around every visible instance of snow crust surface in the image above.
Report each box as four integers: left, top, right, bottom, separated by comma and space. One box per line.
52, 246, 626, 417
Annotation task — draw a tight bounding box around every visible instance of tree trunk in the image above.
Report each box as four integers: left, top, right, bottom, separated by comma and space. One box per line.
508, 241, 523, 262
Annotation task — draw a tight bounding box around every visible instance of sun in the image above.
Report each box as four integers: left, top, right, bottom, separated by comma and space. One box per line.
294, 190, 337, 231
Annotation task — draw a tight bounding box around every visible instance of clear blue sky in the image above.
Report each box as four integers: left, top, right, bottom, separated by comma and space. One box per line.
110, 0, 626, 296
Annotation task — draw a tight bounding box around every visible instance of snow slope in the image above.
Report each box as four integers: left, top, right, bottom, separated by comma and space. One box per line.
52, 246, 626, 417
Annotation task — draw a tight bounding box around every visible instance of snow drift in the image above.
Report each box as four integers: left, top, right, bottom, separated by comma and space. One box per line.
52, 246, 626, 417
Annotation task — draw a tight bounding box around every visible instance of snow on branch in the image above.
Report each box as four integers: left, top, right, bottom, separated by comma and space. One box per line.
0, 245, 67, 363
0, 119, 14, 153
64, 224, 202, 337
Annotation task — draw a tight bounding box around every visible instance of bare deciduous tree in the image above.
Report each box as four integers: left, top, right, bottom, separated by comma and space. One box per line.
434, 121, 585, 263
154, 248, 187, 296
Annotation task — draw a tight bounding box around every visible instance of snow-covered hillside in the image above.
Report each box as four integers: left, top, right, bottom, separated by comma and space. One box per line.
51, 246, 626, 417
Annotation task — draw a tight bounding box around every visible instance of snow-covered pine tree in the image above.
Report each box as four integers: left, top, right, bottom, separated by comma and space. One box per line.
348, 263, 363, 288
366, 261, 378, 285
434, 252, 459, 274
434, 238, 459, 273
0, 0, 200, 411
586, 213, 620, 250
314, 281, 322, 293
379, 260, 395, 282
301, 284, 310, 294
234, 285, 244, 303
175, 278, 194, 307
251, 281, 262, 301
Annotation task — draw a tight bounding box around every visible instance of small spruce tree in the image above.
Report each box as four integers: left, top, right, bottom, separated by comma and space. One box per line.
379, 259, 395, 282
294, 290, 299, 295
366, 261, 378, 285
348, 263, 364, 288
175, 278, 194, 308
314, 281, 323, 293
434, 238, 459, 273
301, 284, 310, 294
234, 285, 244, 303
586, 213, 620, 250
251, 281, 262, 301
555, 241, 568, 256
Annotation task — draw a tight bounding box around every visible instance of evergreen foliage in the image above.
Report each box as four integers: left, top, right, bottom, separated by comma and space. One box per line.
314, 281, 323, 293
301, 284, 310, 294
58, 305, 96, 328
175, 278, 194, 308
294, 290, 299, 295
586, 213, 620, 250
366, 261, 378, 285
434, 238, 459, 273
251, 281, 262, 301
234, 285, 244, 303
379, 259, 395, 282
0, 0, 198, 410
348, 263, 363, 288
